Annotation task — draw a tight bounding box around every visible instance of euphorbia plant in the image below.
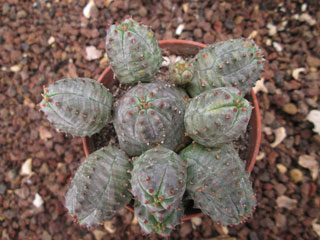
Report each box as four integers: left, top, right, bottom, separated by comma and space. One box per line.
40, 18, 264, 237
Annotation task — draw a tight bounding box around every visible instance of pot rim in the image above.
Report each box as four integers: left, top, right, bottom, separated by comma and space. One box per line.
82, 39, 262, 220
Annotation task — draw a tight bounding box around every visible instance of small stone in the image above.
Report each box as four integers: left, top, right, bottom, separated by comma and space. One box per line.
307, 56, 320, 68
40, 163, 50, 175
282, 103, 297, 115
248, 30, 258, 39
276, 164, 287, 174
2, 3, 10, 15
10, 65, 22, 73
48, 36, 55, 45
260, 172, 270, 182
299, 13, 316, 26
68, 60, 78, 78
86, 46, 102, 61
298, 155, 319, 180
292, 68, 306, 80
182, 3, 188, 13
131, 216, 138, 225
193, 28, 203, 39
312, 135, 320, 146
21, 158, 33, 176
138, 6, 147, 17
161, 56, 170, 67
99, 56, 109, 68
17, 10, 27, 19
234, 16, 244, 24
307, 110, 320, 134
271, 127, 286, 148
267, 23, 277, 36
225, 19, 235, 30
203, 32, 214, 44
306, 98, 318, 108
162, 0, 172, 10
213, 21, 222, 33
275, 213, 287, 228
274, 183, 287, 195
312, 221, 320, 238
104, 221, 116, 233
14, 187, 30, 199
191, 217, 202, 229
276, 196, 297, 210
41, 231, 52, 240
7, 170, 16, 181
265, 38, 272, 46
175, 24, 185, 36
39, 126, 53, 141
93, 230, 106, 240
304, 88, 319, 97
83, 0, 98, 19
253, 78, 268, 94
273, 42, 283, 52
256, 152, 265, 161
264, 111, 275, 125
7, 85, 17, 98
33, 193, 44, 208
289, 169, 303, 183
260, 217, 275, 229
204, 9, 213, 21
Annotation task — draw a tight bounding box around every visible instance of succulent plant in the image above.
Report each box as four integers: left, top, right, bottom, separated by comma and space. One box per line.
184, 87, 252, 147
169, 59, 194, 85
113, 82, 186, 156
131, 146, 187, 212
65, 146, 132, 227
106, 18, 163, 84
180, 143, 256, 226
40, 78, 113, 137
187, 38, 265, 97
135, 201, 184, 237
39, 18, 263, 236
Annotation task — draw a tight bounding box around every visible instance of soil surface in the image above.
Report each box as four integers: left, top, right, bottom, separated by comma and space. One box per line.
1, 1, 320, 240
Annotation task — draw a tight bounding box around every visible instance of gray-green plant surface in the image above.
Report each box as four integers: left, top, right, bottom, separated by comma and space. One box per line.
134, 201, 184, 237
187, 38, 265, 97
180, 143, 256, 226
113, 82, 186, 157
184, 87, 252, 147
131, 146, 187, 212
106, 18, 162, 84
40, 78, 113, 137
65, 146, 132, 227
169, 59, 194, 85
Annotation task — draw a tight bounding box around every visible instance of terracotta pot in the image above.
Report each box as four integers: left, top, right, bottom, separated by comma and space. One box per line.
82, 39, 261, 221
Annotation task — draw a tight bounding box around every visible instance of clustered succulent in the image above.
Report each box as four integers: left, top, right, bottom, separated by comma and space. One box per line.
40, 18, 264, 237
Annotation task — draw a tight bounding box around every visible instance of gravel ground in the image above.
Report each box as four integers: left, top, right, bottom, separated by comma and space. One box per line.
0, 0, 320, 239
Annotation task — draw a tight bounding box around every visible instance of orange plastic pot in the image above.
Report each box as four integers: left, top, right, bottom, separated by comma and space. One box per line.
82, 39, 261, 221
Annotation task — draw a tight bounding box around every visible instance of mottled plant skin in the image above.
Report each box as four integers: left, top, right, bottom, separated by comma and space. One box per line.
169, 59, 194, 85
40, 78, 113, 137
135, 201, 184, 237
113, 82, 186, 157
187, 38, 265, 97
131, 146, 187, 213
184, 87, 252, 147
180, 143, 256, 226
65, 146, 132, 227
106, 19, 163, 84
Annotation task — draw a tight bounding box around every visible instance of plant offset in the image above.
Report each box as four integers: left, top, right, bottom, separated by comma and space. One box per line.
40, 18, 264, 237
